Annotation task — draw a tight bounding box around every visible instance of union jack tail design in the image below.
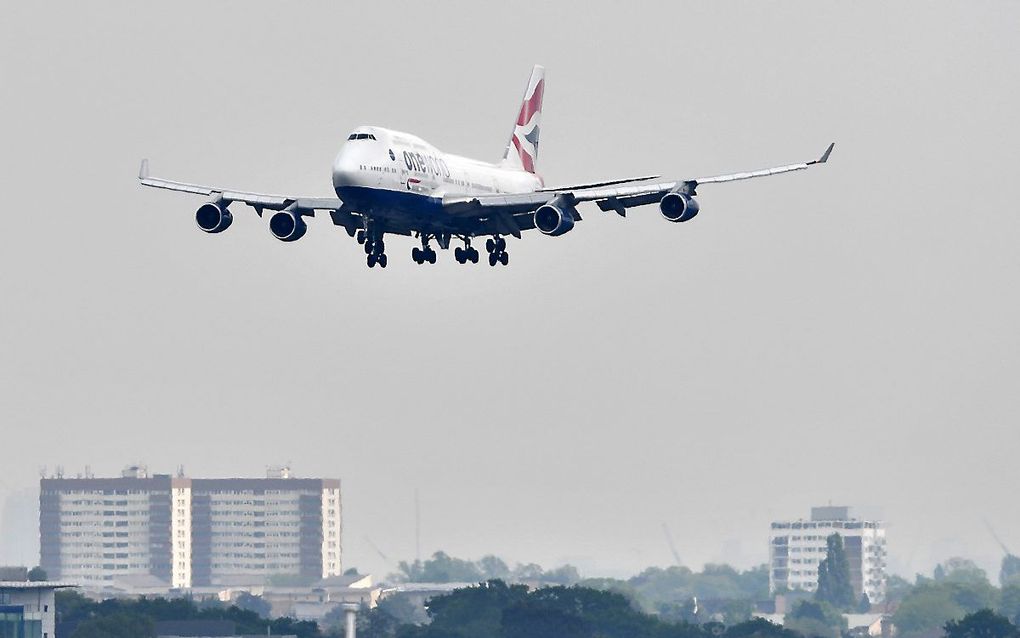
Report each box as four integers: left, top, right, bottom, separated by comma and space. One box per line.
501, 65, 545, 174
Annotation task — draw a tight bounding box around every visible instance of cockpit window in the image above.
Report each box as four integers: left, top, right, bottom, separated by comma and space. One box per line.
348, 133, 377, 141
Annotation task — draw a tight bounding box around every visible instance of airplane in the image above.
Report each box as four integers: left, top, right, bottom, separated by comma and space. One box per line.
139, 65, 834, 269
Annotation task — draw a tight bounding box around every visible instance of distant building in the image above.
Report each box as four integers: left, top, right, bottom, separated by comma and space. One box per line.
769, 506, 887, 603
40, 465, 342, 591
0, 580, 75, 638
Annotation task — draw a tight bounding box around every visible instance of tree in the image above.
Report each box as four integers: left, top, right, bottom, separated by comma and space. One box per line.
724, 618, 800, 638
815, 534, 856, 611
27, 566, 47, 582
885, 574, 914, 603
999, 586, 1020, 625
478, 555, 510, 580
857, 593, 871, 613
1002, 556, 1020, 588
234, 592, 271, 618
944, 609, 1020, 638
938, 559, 992, 587
784, 600, 847, 638
71, 612, 155, 638
543, 565, 581, 585
893, 583, 965, 634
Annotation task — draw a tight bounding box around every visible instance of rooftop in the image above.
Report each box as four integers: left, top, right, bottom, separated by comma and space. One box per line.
0, 581, 78, 590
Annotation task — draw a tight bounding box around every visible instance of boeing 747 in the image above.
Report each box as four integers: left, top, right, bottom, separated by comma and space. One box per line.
139, 65, 833, 268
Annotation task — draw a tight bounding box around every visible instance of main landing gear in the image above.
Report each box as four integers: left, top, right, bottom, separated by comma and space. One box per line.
412, 235, 437, 265
358, 229, 387, 268
485, 236, 509, 267
454, 238, 479, 264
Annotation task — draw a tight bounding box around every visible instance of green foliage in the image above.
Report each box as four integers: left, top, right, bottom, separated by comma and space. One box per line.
55, 592, 322, 638
944, 609, 1020, 638
234, 592, 271, 618
27, 566, 47, 582
815, 534, 856, 611
724, 618, 800, 638
856, 593, 871, 613
999, 586, 1020, 625
1002, 556, 1020, 588
885, 574, 915, 603
938, 559, 993, 587
392, 551, 581, 586
395, 580, 712, 638
893, 581, 969, 634
71, 612, 155, 638
784, 600, 847, 638
478, 555, 510, 580
621, 564, 768, 616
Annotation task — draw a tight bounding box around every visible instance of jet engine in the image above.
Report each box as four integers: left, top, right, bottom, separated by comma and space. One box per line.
534, 202, 576, 236
659, 191, 700, 223
195, 202, 233, 233
269, 210, 308, 242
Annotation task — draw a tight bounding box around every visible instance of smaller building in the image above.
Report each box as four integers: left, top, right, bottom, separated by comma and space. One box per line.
769, 506, 887, 603
0, 581, 76, 638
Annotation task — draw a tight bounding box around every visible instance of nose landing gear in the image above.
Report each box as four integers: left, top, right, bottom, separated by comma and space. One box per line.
363, 228, 387, 268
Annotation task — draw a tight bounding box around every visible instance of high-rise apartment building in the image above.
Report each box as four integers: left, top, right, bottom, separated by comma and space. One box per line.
40, 466, 342, 589
769, 506, 887, 603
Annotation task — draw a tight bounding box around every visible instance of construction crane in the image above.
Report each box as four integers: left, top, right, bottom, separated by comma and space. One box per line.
662, 522, 683, 568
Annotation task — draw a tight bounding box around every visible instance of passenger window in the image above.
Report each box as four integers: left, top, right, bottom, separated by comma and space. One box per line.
348, 134, 358, 140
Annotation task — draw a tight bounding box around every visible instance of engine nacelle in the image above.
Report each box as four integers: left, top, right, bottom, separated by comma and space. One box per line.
659, 191, 700, 223
534, 203, 577, 236
269, 210, 308, 242
195, 202, 233, 233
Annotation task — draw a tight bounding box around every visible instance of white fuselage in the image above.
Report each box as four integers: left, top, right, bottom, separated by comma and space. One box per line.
331, 126, 542, 211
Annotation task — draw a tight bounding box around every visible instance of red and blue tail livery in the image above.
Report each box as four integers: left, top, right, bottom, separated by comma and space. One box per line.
139, 66, 834, 269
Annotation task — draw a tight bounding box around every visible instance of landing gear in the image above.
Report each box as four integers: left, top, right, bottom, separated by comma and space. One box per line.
365, 234, 387, 268
412, 236, 437, 265
485, 235, 509, 267
454, 238, 479, 264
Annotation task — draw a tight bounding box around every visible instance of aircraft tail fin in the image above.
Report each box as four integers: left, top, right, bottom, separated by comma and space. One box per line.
501, 65, 545, 174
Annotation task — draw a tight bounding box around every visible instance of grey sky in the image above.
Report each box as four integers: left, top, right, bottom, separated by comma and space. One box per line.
2, 2, 1018, 580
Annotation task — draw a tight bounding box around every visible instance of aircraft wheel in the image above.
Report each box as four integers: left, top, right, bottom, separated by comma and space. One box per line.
364, 241, 373, 255
378, 254, 388, 268
499, 251, 509, 266
367, 253, 377, 268
485, 238, 495, 253
375, 239, 385, 254
356, 230, 366, 245
496, 237, 506, 252
469, 248, 479, 263
426, 249, 437, 264
455, 247, 464, 263
488, 252, 498, 267
412, 247, 421, 263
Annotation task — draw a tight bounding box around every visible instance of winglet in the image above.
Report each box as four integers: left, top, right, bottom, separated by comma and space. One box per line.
810, 142, 835, 165
139, 159, 149, 180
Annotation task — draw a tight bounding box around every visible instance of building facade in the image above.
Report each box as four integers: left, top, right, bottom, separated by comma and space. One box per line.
40, 467, 342, 590
0, 581, 74, 638
769, 506, 887, 603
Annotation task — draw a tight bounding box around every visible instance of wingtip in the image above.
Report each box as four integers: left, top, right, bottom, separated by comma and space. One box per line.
138, 158, 149, 180
819, 142, 835, 164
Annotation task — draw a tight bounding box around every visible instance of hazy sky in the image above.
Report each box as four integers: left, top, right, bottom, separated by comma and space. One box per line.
2, 2, 1018, 581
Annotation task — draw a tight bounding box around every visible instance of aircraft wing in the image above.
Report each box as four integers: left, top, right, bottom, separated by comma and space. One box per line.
443, 143, 834, 225
137, 159, 343, 214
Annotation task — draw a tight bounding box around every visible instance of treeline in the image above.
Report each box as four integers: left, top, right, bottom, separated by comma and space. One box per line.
359, 581, 1020, 638
389, 551, 768, 622
55, 591, 324, 638
889, 557, 1020, 637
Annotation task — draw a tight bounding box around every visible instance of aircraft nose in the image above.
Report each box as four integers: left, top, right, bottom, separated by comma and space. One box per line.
332, 151, 359, 190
